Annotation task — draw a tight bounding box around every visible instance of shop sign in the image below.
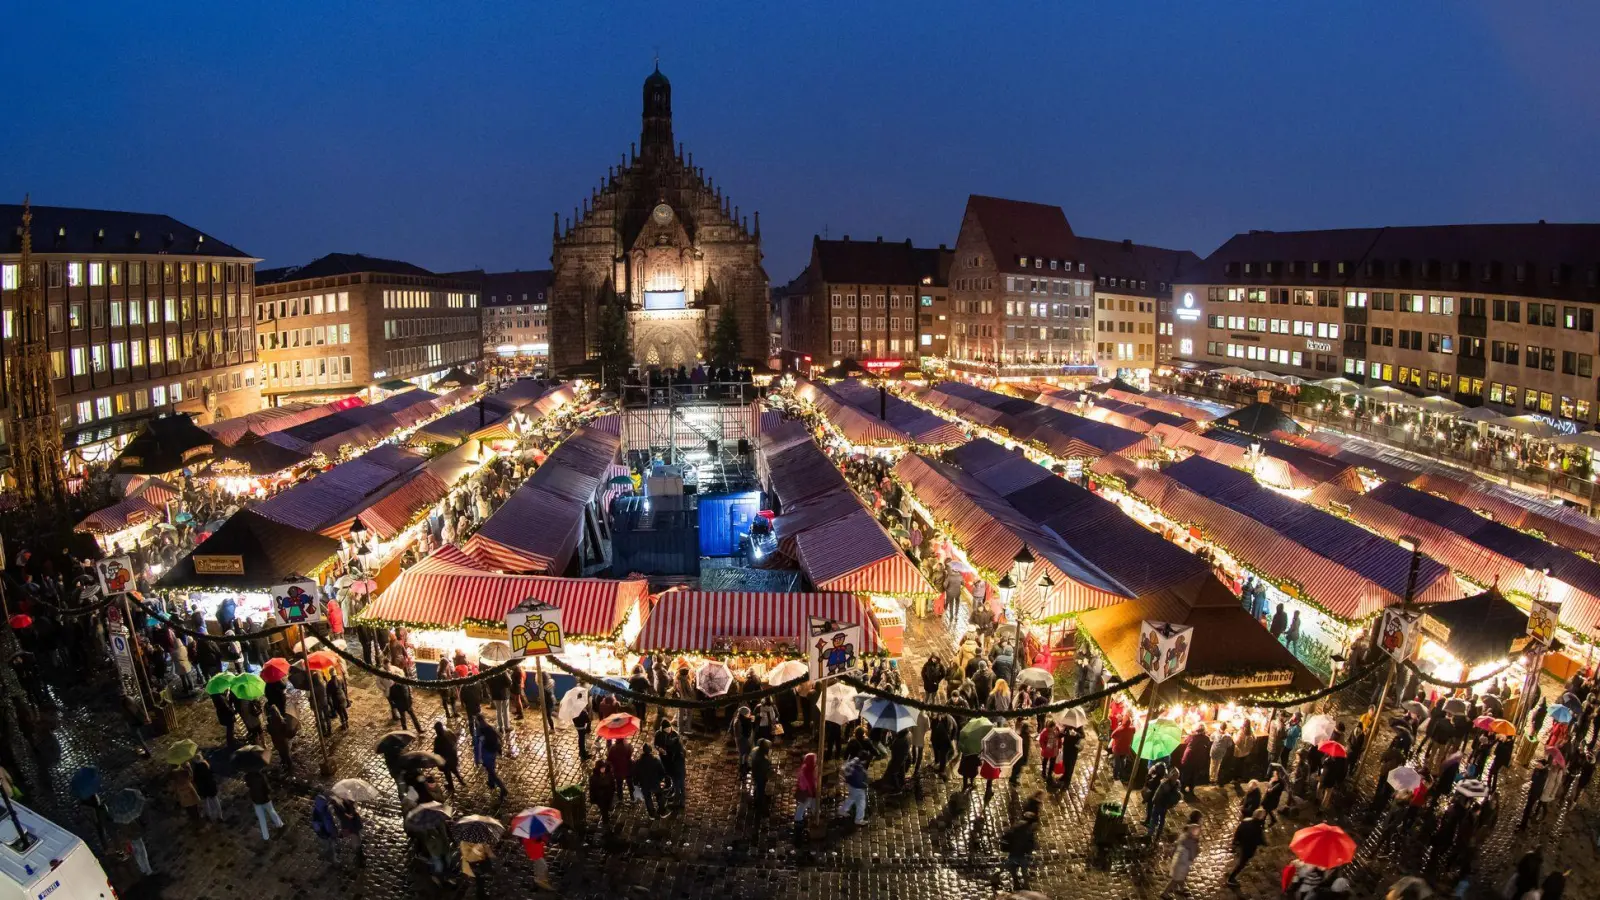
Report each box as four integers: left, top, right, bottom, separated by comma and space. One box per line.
1175, 292, 1201, 322
1187, 669, 1294, 692
108, 624, 140, 700
1064, 458, 1083, 480
463, 622, 505, 641
1378, 607, 1420, 660
1530, 415, 1579, 436
1304, 339, 1333, 352
269, 578, 324, 624
1528, 598, 1561, 645
1137, 620, 1194, 683
506, 599, 564, 657
121, 456, 144, 467
808, 616, 863, 681
95, 556, 136, 597
193, 555, 245, 575
711, 636, 796, 655
181, 444, 214, 463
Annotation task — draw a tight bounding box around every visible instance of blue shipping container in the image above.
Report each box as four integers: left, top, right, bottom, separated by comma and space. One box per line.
698, 491, 762, 557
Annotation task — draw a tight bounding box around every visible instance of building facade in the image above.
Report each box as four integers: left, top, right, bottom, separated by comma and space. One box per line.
481, 270, 552, 361
1172, 224, 1600, 427
0, 204, 261, 464
254, 253, 479, 403
777, 236, 949, 370
943, 195, 1097, 379
1077, 237, 1200, 382
549, 66, 769, 371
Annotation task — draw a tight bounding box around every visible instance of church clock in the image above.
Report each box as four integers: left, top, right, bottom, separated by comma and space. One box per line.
651, 203, 674, 225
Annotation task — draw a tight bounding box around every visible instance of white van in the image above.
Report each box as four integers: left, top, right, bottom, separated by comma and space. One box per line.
0, 802, 114, 900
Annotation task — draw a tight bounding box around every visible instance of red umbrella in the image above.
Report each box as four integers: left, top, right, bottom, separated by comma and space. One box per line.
1317, 740, 1348, 758
306, 650, 339, 672
1290, 823, 1357, 869
454, 664, 473, 677
596, 713, 639, 741
260, 658, 291, 683
7, 615, 32, 630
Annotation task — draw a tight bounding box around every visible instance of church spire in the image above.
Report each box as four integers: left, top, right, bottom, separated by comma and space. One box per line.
5, 196, 67, 507
640, 64, 673, 161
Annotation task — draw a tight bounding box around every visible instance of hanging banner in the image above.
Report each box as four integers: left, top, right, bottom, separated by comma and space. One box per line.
808, 616, 863, 681
1528, 598, 1561, 646
1138, 620, 1194, 683
1379, 607, 1421, 660
506, 599, 564, 657
96, 556, 136, 597
269, 578, 325, 624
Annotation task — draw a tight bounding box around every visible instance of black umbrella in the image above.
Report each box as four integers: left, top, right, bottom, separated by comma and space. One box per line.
452, 814, 506, 844
403, 802, 452, 833
376, 731, 418, 754
233, 745, 270, 772
398, 750, 445, 770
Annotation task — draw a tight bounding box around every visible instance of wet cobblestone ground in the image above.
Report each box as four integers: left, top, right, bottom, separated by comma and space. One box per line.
11, 617, 1599, 900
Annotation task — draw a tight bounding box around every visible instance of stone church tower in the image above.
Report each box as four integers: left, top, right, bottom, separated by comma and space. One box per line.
3, 198, 67, 506
550, 66, 769, 371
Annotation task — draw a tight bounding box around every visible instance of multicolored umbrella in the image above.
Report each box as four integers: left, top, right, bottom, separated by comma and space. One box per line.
165, 740, 199, 766
453, 814, 506, 844
230, 673, 267, 701
205, 673, 236, 696
260, 658, 291, 683
596, 713, 640, 741
861, 697, 919, 733
1290, 823, 1357, 869
1135, 720, 1184, 760
510, 806, 562, 839
331, 778, 381, 803
958, 717, 995, 755
981, 727, 1024, 767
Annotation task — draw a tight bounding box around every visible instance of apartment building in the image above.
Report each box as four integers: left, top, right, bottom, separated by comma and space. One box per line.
778, 236, 950, 370
944, 195, 1097, 378
254, 253, 479, 403
480, 270, 552, 362
0, 204, 260, 460
1077, 237, 1201, 382
1172, 224, 1600, 426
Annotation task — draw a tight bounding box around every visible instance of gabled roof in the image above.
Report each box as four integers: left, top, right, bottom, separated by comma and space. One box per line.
257, 252, 435, 285
160, 510, 340, 590
811, 238, 948, 287
1, 204, 254, 259
964, 195, 1078, 275
1076, 237, 1202, 296
481, 269, 554, 306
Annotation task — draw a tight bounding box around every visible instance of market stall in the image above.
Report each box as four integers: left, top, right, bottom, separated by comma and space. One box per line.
203, 401, 349, 446
1414, 588, 1531, 695
634, 589, 882, 657
465, 425, 620, 576
805, 378, 967, 447
158, 509, 342, 626
111, 412, 216, 477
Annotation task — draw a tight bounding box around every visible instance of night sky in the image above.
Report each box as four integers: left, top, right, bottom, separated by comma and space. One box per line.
4, 2, 1597, 283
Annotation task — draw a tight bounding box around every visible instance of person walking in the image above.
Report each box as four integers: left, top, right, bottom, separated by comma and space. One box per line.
998, 809, 1040, 890
333, 796, 365, 866
211, 689, 237, 747
606, 738, 633, 806
655, 720, 687, 805
588, 759, 616, 829
433, 661, 457, 719
1146, 770, 1182, 844
265, 706, 297, 773
388, 680, 422, 733
1210, 724, 1234, 786
191, 757, 221, 822
244, 768, 285, 841
1161, 811, 1202, 897
311, 794, 340, 861
1038, 721, 1061, 787
793, 752, 819, 835
168, 762, 201, 823
750, 739, 774, 808
486, 668, 513, 736
1226, 808, 1268, 885
460, 680, 484, 743
633, 744, 667, 819
432, 721, 461, 792
839, 755, 869, 825
474, 714, 508, 800
1518, 758, 1551, 828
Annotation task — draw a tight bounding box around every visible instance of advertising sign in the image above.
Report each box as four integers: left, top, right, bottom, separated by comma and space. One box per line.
1528, 598, 1561, 646
96, 556, 136, 597
193, 555, 245, 575
808, 616, 863, 681
1137, 620, 1194, 683
269, 578, 325, 624
108, 624, 141, 700
1379, 607, 1421, 660
506, 599, 565, 657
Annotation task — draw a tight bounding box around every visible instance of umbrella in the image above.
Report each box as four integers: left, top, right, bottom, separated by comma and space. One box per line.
376, 731, 418, 754
306, 650, 339, 672
331, 778, 381, 803
205, 673, 236, 696
398, 751, 446, 770
1546, 746, 1567, 769
334, 574, 356, 589
478, 642, 513, 663
1055, 707, 1088, 729
557, 686, 590, 722
1015, 667, 1053, 691
1290, 823, 1357, 869
510, 806, 562, 839
404, 802, 452, 833
596, 713, 640, 741
1302, 714, 1338, 746
958, 717, 995, 755
230, 673, 267, 701
586, 676, 628, 698
165, 739, 199, 766
1480, 695, 1504, 716
260, 658, 291, 683
981, 726, 1024, 767
1443, 697, 1469, 716
1135, 720, 1184, 760
1318, 741, 1348, 759
1400, 701, 1427, 720
105, 788, 146, 824
861, 697, 920, 733
1490, 719, 1516, 737
1473, 715, 1497, 731
1386, 766, 1422, 793
817, 683, 862, 726
764, 660, 810, 685
454, 815, 506, 844
1454, 779, 1489, 800
608, 475, 634, 486
349, 579, 377, 596
1548, 704, 1575, 724
69, 767, 102, 800
7, 614, 32, 629
232, 745, 270, 772
696, 660, 733, 697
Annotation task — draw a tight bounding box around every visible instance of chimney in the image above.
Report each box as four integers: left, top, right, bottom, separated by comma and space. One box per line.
879, 384, 888, 420
939, 244, 947, 250
1122, 239, 1133, 250
876, 236, 883, 243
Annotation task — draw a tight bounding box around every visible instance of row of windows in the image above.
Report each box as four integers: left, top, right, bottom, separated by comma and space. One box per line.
487, 304, 547, 316
1017, 257, 1086, 273
1225, 258, 1600, 288
258, 324, 353, 351
1489, 299, 1596, 331
953, 277, 994, 292
47, 329, 250, 378
66, 369, 254, 427
1208, 315, 1342, 339
1097, 297, 1155, 313
1, 260, 250, 292
385, 339, 476, 376
829, 316, 916, 333
1005, 325, 1090, 341
1005, 277, 1090, 297
383, 316, 476, 341
265, 356, 355, 389
381, 289, 478, 310
1096, 342, 1153, 361
828, 338, 918, 356
1097, 276, 1167, 292
29, 294, 248, 335
1097, 320, 1153, 334
829, 293, 920, 309
257, 292, 350, 321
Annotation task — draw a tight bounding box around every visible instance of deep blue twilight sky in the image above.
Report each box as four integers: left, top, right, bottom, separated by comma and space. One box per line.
3, 2, 1598, 282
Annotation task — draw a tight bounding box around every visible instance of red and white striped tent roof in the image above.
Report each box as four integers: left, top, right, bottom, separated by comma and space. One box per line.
323, 469, 450, 541
203, 402, 342, 446
1146, 424, 1251, 470
790, 508, 933, 595
633, 590, 882, 654
1105, 388, 1210, 423
76, 495, 164, 535
462, 425, 619, 575
359, 546, 646, 636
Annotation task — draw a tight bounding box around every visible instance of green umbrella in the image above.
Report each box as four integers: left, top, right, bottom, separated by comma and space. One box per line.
165, 739, 199, 766
204, 673, 236, 696
230, 673, 267, 701
957, 716, 995, 755
1134, 719, 1184, 760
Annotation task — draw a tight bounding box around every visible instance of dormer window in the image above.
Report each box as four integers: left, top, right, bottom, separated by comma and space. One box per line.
1243, 262, 1254, 274
1019, 256, 1028, 267
1049, 260, 1058, 270
1034, 258, 1042, 269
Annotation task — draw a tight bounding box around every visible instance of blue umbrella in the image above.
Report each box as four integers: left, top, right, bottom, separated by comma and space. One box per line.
69, 767, 101, 800
861, 696, 919, 733
586, 677, 628, 698
1548, 703, 1575, 724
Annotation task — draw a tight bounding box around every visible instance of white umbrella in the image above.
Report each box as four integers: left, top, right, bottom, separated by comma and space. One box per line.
1385, 766, 1422, 793
696, 660, 734, 697
557, 685, 590, 722
1302, 714, 1338, 747
1015, 667, 1053, 691
818, 683, 861, 725
1055, 707, 1088, 729
1454, 778, 1489, 800
331, 778, 382, 803
764, 660, 809, 685
981, 727, 1024, 767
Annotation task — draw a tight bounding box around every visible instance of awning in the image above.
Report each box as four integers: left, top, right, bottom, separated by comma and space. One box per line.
204, 403, 340, 446
465, 424, 620, 575
76, 495, 163, 535
253, 449, 428, 534
325, 470, 450, 541
791, 508, 933, 595
213, 432, 313, 475
634, 590, 882, 654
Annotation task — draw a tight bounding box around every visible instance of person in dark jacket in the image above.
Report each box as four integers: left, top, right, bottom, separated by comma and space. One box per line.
211, 689, 237, 746
1226, 809, 1268, 884
999, 810, 1039, 890
486, 669, 513, 735
588, 759, 616, 827
628, 666, 651, 720
326, 673, 350, 729
244, 768, 285, 841
633, 744, 667, 818
265, 705, 297, 773
264, 677, 289, 719
432, 720, 461, 792
655, 720, 687, 804
749, 739, 774, 807
388, 680, 422, 732
573, 706, 592, 761
191, 756, 221, 821
1146, 770, 1182, 843
433, 662, 457, 719
473, 714, 508, 798
920, 656, 946, 700
459, 681, 483, 742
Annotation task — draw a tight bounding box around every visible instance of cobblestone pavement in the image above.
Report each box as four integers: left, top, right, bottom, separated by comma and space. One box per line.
10, 617, 1599, 900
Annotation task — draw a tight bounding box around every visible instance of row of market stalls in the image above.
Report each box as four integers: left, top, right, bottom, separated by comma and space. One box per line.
916, 381, 1155, 460
794, 377, 967, 448
409, 382, 573, 448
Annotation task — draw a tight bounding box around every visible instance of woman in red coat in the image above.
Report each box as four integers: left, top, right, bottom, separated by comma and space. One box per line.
1038, 722, 1061, 786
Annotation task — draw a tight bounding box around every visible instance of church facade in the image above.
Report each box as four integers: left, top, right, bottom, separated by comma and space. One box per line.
549, 67, 769, 371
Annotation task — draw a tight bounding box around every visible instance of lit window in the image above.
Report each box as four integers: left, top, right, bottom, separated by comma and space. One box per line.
67, 262, 84, 287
